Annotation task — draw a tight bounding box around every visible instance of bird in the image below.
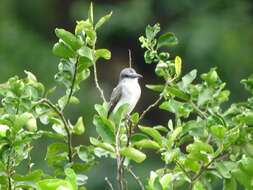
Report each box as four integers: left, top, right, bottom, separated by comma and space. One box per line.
107, 67, 142, 118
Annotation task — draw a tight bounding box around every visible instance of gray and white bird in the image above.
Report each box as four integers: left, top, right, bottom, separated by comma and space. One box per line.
107, 68, 142, 117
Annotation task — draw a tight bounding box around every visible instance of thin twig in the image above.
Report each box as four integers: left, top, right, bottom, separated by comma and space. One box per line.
175, 160, 192, 181
39, 99, 73, 162
126, 167, 145, 190
93, 62, 106, 102
139, 77, 176, 121
105, 177, 114, 190
115, 126, 124, 190
7, 150, 12, 190
66, 57, 79, 108
190, 101, 208, 119
128, 49, 132, 68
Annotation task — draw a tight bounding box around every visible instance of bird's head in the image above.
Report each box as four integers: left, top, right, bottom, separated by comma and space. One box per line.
119, 68, 143, 81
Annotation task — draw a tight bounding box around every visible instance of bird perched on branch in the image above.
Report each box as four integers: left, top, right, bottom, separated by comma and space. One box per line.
107, 68, 142, 118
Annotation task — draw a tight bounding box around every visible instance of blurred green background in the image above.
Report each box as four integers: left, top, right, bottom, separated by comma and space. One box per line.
1, 0, 253, 189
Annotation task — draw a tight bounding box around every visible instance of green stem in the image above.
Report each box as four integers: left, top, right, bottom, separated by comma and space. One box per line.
40, 99, 73, 162
66, 57, 79, 108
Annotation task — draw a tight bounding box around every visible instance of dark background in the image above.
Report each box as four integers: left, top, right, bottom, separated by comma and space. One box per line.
1, 0, 253, 189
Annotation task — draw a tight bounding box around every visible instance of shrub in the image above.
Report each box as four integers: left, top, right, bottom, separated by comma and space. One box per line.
0, 3, 253, 190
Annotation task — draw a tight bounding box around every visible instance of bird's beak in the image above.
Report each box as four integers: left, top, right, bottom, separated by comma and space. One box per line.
133, 73, 143, 79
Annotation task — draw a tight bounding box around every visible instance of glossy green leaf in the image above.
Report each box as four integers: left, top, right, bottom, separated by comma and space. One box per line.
146, 84, 164, 92
95, 12, 112, 30
95, 49, 111, 60
134, 139, 160, 149
53, 42, 76, 58
93, 115, 115, 144
139, 125, 163, 145
55, 28, 82, 50
166, 86, 190, 101
120, 147, 146, 163
157, 32, 178, 48
37, 179, 72, 190
223, 178, 237, 190
73, 116, 85, 135
77, 46, 93, 61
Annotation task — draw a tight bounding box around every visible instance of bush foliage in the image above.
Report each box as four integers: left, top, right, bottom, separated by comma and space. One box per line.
1, 3, 253, 190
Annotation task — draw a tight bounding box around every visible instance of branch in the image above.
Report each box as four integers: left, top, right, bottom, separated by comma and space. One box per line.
128, 49, 132, 68
105, 177, 114, 190
66, 57, 79, 108
126, 167, 145, 190
190, 101, 208, 120
39, 99, 73, 162
175, 160, 192, 181
93, 63, 106, 103
115, 126, 124, 190
139, 77, 176, 121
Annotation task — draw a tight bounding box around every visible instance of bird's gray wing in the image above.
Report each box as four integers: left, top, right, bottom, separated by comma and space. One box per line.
107, 84, 122, 117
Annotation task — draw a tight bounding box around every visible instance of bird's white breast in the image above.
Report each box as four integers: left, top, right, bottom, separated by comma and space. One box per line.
114, 78, 141, 114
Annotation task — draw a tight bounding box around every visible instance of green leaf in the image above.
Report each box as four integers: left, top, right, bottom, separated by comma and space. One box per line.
53, 42, 76, 58
240, 156, 253, 177
193, 181, 205, 190
231, 168, 252, 190
167, 127, 182, 148
134, 139, 160, 149
94, 103, 108, 118
210, 125, 226, 139
238, 112, 253, 125
157, 32, 178, 48
77, 46, 93, 61
215, 161, 237, 179
130, 133, 149, 142
55, 28, 82, 50
95, 49, 111, 60
13, 170, 44, 182
0, 124, 9, 137
58, 95, 80, 110
153, 177, 163, 190
138, 126, 163, 145
201, 68, 219, 85
166, 86, 190, 101
197, 88, 212, 106
162, 148, 180, 164
120, 147, 146, 163
45, 143, 68, 166
175, 56, 182, 77
223, 178, 237, 190
88, 2, 94, 24
65, 168, 77, 190
112, 103, 129, 126
95, 12, 113, 30
93, 115, 115, 144
37, 179, 72, 190
146, 84, 164, 92
90, 137, 115, 153
73, 116, 85, 135
160, 174, 172, 189
145, 23, 160, 40
182, 69, 197, 88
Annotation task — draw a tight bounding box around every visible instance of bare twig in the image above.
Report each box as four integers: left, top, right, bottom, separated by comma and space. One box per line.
139, 77, 176, 121
105, 177, 114, 190
39, 99, 73, 162
126, 167, 145, 190
128, 49, 132, 68
93, 63, 106, 102
115, 126, 124, 190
